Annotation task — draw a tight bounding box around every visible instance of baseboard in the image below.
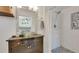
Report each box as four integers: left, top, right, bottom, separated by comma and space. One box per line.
61, 46, 75, 53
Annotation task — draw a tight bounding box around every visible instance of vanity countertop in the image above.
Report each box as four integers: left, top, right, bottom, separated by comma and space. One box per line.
6, 34, 43, 41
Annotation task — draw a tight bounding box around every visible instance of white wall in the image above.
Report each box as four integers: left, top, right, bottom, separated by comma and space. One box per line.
0, 17, 16, 53
61, 7, 79, 52
37, 7, 49, 52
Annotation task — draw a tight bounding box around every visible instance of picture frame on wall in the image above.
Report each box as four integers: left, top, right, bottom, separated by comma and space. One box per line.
71, 12, 79, 29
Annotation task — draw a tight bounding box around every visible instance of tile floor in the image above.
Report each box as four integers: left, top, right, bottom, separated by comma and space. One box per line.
52, 46, 74, 53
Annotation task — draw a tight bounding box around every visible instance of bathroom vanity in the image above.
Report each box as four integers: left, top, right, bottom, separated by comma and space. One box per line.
7, 34, 43, 53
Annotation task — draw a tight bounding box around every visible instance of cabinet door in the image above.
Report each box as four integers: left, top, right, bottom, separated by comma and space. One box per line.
34, 37, 43, 53
8, 40, 21, 53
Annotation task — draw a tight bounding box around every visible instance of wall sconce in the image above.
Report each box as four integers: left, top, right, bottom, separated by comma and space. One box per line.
40, 21, 44, 30
54, 24, 56, 28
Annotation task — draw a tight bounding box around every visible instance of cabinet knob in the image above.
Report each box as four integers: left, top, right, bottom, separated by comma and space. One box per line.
17, 42, 20, 45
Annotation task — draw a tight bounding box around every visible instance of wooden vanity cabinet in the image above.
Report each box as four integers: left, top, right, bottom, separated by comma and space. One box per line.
7, 36, 43, 53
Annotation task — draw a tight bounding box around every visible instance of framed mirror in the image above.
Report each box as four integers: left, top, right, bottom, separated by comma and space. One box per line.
18, 16, 32, 28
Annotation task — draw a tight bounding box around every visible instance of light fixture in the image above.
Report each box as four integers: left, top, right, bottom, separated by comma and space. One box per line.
28, 6, 38, 11
17, 6, 38, 11
17, 6, 22, 8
